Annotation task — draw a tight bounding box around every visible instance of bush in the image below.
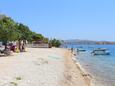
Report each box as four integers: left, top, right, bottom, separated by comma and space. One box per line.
50, 39, 61, 47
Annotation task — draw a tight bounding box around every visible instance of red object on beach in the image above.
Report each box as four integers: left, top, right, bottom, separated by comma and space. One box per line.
10, 45, 16, 52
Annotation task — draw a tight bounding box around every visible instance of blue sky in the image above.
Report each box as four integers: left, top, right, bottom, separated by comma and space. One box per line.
0, 0, 115, 41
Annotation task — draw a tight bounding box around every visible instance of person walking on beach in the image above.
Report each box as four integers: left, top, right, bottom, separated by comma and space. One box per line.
71, 47, 74, 53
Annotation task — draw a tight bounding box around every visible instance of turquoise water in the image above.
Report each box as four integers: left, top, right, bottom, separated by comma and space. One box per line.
68, 45, 115, 86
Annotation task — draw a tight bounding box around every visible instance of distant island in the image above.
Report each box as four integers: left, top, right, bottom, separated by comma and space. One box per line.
63, 39, 115, 45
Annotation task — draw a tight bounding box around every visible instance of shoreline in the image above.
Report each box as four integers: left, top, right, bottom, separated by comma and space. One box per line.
60, 48, 94, 86
75, 62, 95, 86
65, 49, 95, 86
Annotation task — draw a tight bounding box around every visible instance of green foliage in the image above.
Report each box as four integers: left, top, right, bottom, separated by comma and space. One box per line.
0, 14, 47, 46
31, 32, 44, 42
50, 39, 61, 47
43, 38, 49, 43
0, 17, 19, 42
16, 23, 33, 42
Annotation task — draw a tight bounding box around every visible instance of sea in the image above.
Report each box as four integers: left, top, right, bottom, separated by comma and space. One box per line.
66, 44, 115, 86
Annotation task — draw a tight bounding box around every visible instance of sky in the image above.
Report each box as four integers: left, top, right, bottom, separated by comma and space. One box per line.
0, 0, 115, 41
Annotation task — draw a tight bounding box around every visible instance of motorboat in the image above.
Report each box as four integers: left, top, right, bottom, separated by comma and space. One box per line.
76, 48, 86, 52
91, 48, 110, 55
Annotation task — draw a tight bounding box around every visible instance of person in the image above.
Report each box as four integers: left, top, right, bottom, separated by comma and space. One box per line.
76, 49, 79, 55
22, 44, 25, 52
71, 47, 73, 53
15, 47, 20, 53
3, 46, 11, 56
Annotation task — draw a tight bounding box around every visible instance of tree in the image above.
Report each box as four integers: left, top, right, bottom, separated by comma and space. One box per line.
31, 32, 44, 42
0, 14, 48, 52
16, 23, 33, 51
43, 38, 49, 44
50, 39, 61, 47
16, 23, 33, 41
0, 17, 19, 49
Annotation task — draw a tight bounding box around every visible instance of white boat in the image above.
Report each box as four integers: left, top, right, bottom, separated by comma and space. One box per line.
91, 48, 110, 55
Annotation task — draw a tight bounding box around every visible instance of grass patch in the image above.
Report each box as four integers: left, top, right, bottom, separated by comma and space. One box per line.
15, 77, 22, 81
10, 82, 18, 86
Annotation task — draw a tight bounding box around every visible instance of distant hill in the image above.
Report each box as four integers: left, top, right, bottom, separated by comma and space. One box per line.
96, 41, 115, 44
63, 39, 115, 45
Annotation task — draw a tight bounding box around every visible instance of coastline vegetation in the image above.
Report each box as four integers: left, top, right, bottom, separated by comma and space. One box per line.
0, 14, 62, 54
0, 14, 49, 52
49, 38, 61, 47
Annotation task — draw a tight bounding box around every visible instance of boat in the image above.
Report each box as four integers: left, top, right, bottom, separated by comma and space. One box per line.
76, 48, 86, 52
91, 48, 110, 55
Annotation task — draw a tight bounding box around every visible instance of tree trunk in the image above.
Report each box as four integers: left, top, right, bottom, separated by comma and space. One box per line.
5, 43, 7, 50
22, 40, 26, 52
18, 39, 22, 52
4, 41, 7, 50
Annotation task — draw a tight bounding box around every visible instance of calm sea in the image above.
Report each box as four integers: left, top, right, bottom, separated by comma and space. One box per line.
67, 45, 115, 86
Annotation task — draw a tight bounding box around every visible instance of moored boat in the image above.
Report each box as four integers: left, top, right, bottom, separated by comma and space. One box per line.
76, 48, 86, 52
91, 48, 110, 55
